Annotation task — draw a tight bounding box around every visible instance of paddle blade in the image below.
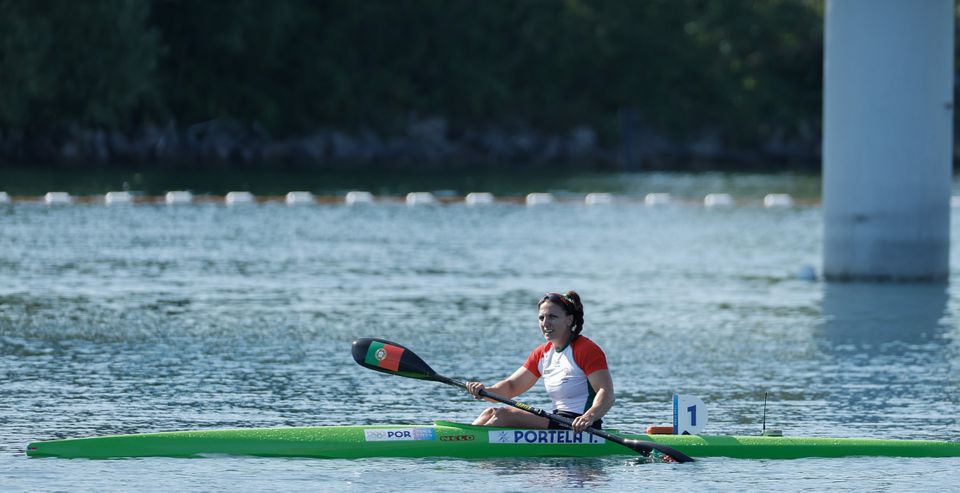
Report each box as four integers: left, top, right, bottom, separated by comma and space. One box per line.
352, 338, 440, 380
622, 439, 695, 463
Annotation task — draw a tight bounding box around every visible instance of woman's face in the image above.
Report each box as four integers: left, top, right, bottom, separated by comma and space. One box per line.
538, 301, 574, 346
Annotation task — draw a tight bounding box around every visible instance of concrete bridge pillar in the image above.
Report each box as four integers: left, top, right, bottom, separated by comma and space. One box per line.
823, 0, 954, 281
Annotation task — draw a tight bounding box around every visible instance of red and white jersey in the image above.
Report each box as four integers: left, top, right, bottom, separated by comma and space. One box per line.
523, 336, 609, 414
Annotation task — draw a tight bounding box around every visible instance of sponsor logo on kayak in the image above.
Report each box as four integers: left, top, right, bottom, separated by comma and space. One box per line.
364, 428, 437, 442
440, 434, 476, 442
489, 430, 605, 445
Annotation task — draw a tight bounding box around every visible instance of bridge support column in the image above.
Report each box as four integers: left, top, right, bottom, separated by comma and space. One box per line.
823, 0, 954, 281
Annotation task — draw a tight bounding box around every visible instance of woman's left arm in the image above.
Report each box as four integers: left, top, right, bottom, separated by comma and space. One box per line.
571, 369, 615, 433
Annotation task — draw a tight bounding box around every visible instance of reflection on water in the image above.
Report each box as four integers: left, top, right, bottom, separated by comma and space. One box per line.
818, 282, 950, 353
480, 458, 610, 489
815, 282, 957, 438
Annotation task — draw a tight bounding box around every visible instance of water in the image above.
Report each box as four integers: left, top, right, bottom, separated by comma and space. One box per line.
1, 172, 958, 491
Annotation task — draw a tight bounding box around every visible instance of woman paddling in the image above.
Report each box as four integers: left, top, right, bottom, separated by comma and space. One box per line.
466, 291, 615, 433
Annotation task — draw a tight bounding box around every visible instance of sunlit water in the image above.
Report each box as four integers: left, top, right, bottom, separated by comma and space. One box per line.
1, 172, 958, 491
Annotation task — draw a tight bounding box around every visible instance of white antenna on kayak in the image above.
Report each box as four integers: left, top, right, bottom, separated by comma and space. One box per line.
761, 392, 782, 437
762, 392, 767, 435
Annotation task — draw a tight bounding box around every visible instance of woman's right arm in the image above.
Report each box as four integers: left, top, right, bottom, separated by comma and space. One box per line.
466, 367, 538, 402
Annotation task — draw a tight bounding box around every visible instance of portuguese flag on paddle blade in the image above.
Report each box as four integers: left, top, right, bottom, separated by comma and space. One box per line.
364, 340, 404, 372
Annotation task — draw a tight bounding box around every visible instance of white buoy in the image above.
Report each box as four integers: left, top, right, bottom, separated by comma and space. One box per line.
763, 194, 794, 208
406, 192, 436, 206
165, 191, 193, 205
44, 192, 72, 205
704, 193, 734, 208
285, 191, 315, 205
345, 191, 374, 205
464, 192, 495, 205
584, 193, 613, 205
796, 264, 817, 281
644, 193, 672, 206
104, 191, 132, 205
951, 196, 960, 208
225, 191, 255, 205
525, 193, 554, 206
0, 191, 9, 204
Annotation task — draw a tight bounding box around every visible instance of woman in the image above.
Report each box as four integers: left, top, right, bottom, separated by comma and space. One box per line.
465, 291, 615, 433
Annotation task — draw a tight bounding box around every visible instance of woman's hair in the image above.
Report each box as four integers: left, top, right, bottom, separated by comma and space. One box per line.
538, 291, 585, 339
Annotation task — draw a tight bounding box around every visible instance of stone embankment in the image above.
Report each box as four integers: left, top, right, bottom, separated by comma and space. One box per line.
0, 116, 819, 169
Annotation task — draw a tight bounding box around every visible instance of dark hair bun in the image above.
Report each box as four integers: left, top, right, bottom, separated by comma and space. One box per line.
563, 291, 584, 338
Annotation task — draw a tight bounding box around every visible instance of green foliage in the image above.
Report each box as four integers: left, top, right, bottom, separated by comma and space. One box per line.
674, 0, 824, 144
0, 0, 51, 127
0, 0, 160, 129
1, 0, 830, 148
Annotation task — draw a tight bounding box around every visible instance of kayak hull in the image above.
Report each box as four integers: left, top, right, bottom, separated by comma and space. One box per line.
26, 421, 960, 460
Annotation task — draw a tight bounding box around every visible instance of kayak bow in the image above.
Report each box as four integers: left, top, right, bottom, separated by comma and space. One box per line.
26, 421, 960, 460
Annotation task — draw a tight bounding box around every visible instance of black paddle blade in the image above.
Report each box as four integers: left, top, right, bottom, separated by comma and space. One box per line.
623, 439, 695, 463
351, 338, 440, 380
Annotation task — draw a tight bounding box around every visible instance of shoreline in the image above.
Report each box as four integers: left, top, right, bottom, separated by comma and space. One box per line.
0, 117, 821, 172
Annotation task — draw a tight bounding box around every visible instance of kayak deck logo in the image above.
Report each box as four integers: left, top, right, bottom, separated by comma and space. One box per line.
489, 430, 605, 445
364, 428, 436, 442
440, 434, 476, 442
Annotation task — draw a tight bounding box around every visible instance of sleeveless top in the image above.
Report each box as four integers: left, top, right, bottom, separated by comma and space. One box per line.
522, 336, 609, 413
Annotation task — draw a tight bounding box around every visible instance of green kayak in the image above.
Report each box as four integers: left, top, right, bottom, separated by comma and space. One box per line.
26, 421, 960, 460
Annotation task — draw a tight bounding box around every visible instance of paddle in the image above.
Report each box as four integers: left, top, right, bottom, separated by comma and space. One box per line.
351, 337, 694, 463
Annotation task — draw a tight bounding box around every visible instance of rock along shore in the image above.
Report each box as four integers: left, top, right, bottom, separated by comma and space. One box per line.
0, 117, 819, 171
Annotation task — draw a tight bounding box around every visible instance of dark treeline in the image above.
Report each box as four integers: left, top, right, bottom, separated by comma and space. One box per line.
1, 0, 833, 170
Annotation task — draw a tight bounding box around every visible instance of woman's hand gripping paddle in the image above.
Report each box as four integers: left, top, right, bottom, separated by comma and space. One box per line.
352, 337, 694, 463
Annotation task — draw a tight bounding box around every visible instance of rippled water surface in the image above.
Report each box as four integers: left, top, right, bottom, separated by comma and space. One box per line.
2, 172, 959, 491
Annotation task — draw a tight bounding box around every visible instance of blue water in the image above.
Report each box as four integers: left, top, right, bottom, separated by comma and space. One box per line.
1, 172, 958, 491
